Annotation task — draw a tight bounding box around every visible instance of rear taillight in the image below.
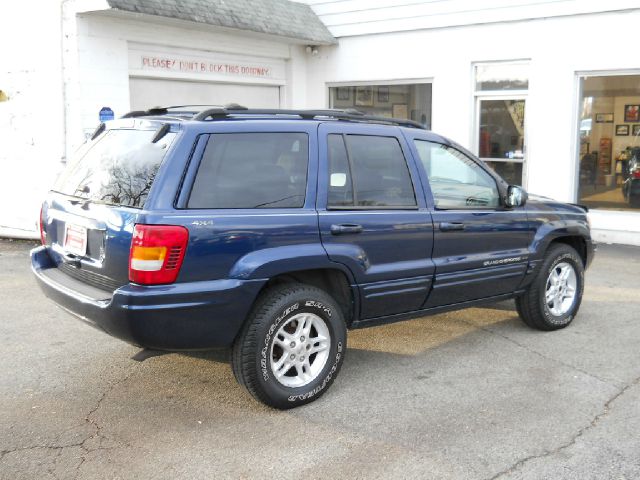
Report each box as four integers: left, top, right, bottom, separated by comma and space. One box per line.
129, 225, 189, 285
39, 205, 47, 246
632, 169, 640, 179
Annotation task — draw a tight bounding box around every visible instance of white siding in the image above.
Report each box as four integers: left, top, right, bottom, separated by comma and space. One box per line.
0, 1, 65, 236
295, 0, 640, 37
303, 8, 640, 245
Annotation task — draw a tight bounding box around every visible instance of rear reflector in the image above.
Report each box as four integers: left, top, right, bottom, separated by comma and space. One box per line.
129, 225, 188, 285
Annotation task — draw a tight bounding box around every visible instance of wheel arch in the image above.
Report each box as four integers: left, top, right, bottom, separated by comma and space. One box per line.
258, 268, 357, 328
548, 235, 588, 266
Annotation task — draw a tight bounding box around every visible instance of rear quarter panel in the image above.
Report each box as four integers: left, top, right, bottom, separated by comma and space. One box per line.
143, 121, 327, 283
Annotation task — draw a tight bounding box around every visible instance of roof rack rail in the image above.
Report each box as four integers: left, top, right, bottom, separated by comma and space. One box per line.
192, 107, 425, 129
120, 103, 246, 119
120, 105, 426, 129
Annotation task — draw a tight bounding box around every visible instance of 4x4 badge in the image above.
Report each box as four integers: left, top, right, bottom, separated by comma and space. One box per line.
191, 220, 214, 227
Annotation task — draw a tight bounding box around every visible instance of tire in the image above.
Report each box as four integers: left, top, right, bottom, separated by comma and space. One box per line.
232, 283, 347, 409
515, 244, 585, 331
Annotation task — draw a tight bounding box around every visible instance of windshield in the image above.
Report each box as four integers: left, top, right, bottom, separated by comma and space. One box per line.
53, 129, 176, 208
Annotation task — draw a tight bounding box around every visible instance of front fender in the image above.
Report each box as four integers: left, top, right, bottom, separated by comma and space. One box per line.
529, 220, 591, 261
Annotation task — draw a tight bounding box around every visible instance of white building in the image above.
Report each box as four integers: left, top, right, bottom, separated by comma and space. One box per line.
2, 0, 640, 245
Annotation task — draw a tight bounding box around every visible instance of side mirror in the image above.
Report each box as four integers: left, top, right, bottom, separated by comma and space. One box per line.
506, 185, 527, 208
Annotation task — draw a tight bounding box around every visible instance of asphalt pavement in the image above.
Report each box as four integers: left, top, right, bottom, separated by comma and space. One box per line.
1, 239, 639, 479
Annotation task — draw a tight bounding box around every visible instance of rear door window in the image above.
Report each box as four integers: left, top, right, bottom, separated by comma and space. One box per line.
327, 134, 416, 208
54, 129, 176, 208
188, 133, 309, 209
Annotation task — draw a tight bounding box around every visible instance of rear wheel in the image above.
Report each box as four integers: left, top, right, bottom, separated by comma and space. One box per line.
232, 284, 346, 409
516, 244, 584, 331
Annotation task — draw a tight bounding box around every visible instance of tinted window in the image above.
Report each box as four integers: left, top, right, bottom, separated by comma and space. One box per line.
328, 134, 416, 208
327, 135, 354, 206
188, 133, 308, 209
53, 129, 175, 208
414, 140, 500, 208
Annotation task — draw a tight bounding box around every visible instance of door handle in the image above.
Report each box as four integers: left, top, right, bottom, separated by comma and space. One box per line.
439, 222, 465, 231
330, 224, 363, 235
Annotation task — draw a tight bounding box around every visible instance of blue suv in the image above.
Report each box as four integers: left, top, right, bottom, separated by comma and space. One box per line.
31, 106, 595, 408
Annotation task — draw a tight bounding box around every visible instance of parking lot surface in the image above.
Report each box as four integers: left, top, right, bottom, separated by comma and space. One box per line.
1, 239, 639, 479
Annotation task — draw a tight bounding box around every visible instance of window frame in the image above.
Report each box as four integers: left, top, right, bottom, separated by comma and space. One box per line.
472, 60, 529, 187
326, 133, 419, 211
413, 139, 505, 211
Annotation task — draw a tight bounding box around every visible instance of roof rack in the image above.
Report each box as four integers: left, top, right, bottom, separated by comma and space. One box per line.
120, 104, 426, 129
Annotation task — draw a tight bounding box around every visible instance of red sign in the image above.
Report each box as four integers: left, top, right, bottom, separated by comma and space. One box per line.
141, 56, 271, 78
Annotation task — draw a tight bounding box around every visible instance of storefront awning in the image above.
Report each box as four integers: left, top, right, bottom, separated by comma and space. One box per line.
106, 0, 336, 45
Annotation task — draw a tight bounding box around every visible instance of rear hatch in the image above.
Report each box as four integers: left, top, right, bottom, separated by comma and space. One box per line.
42, 125, 177, 292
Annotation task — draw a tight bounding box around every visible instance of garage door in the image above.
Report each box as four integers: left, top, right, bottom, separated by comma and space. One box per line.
129, 78, 281, 111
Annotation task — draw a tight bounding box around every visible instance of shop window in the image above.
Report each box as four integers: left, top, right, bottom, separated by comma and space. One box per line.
474, 62, 528, 186
329, 83, 431, 129
577, 74, 640, 210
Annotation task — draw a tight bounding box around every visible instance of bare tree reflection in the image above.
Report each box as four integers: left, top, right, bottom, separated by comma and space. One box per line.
99, 163, 160, 207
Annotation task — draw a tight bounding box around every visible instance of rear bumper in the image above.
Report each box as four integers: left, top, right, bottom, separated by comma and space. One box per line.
31, 246, 265, 350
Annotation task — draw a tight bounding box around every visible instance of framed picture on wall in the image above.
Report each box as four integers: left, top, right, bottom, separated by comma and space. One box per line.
595, 113, 613, 123
633, 124, 640, 136
615, 124, 629, 136
624, 104, 640, 122
336, 87, 350, 101
355, 86, 373, 106
392, 104, 408, 118
377, 86, 389, 103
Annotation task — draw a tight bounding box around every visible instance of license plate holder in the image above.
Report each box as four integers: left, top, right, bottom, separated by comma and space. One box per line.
64, 224, 88, 257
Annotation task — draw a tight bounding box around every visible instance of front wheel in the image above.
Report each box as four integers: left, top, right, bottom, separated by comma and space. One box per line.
516, 244, 585, 331
232, 284, 347, 409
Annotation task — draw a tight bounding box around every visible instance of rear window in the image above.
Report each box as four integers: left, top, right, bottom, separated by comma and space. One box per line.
53, 129, 176, 208
188, 133, 309, 209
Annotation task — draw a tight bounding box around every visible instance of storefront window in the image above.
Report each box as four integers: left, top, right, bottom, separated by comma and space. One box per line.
479, 99, 525, 185
329, 83, 432, 129
577, 74, 640, 210
474, 62, 528, 186
475, 63, 529, 91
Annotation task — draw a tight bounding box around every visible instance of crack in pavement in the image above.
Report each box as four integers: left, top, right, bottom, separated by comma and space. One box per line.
459, 318, 640, 479
1, 364, 138, 480
463, 319, 617, 388
73, 365, 138, 479
484, 373, 640, 480
0, 442, 84, 460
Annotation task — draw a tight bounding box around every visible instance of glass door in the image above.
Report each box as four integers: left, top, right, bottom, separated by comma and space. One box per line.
473, 61, 529, 186
477, 96, 526, 186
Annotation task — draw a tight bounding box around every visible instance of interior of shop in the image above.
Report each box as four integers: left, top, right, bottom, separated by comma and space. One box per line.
578, 75, 640, 210
478, 99, 525, 186
329, 83, 432, 129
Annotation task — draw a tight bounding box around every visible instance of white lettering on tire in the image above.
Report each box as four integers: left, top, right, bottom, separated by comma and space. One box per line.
287, 342, 343, 402
260, 302, 299, 381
